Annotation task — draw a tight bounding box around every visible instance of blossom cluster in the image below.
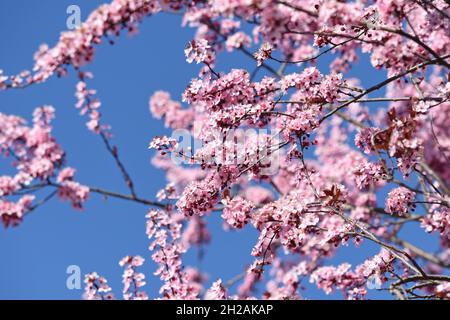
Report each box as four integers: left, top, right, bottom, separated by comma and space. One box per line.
385, 187, 416, 216
0, 106, 87, 226
3, 0, 450, 301
221, 196, 254, 229
119, 255, 148, 300
146, 209, 199, 299
83, 272, 114, 300
0, 0, 161, 88
310, 249, 394, 299
56, 168, 89, 209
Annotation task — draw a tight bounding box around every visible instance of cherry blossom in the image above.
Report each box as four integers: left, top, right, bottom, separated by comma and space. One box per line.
185, 39, 212, 64
119, 255, 148, 300
254, 42, 273, 66
221, 196, 254, 229
2, 0, 450, 301
146, 209, 199, 299
83, 272, 115, 300
205, 279, 228, 300
385, 187, 416, 216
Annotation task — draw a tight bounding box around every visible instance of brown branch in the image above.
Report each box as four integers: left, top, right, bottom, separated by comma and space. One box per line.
99, 131, 137, 199
45, 181, 165, 208
269, 30, 365, 64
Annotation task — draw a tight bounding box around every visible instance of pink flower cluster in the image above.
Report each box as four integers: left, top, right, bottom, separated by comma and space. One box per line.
353, 160, 385, 189
176, 174, 220, 217
83, 272, 115, 300
435, 282, 450, 299
281, 67, 343, 103
146, 209, 199, 299
148, 136, 179, 153
221, 196, 254, 229
1, 0, 161, 88
355, 127, 380, 155
182, 215, 211, 247
56, 167, 89, 209
3, 0, 450, 301
0, 106, 65, 226
0, 195, 35, 228
310, 249, 394, 299
119, 255, 148, 300
225, 32, 251, 52
385, 187, 416, 216
149, 91, 194, 129
205, 279, 228, 300
253, 42, 273, 66
185, 39, 213, 64
421, 208, 449, 238
75, 75, 105, 134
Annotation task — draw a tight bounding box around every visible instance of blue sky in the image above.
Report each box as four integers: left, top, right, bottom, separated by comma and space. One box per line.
0, 1, 440, 300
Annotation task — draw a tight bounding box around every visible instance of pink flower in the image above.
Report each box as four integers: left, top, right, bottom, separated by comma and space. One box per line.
184, 39, 212, 64
254, 42, 273, 66
413, 100, 431, 113
221, 196, 254, 229
149, 91, 194, 129
243, 186, 273, 205
385, 187, 416, 216
225, 32, 251, 51
57, 167, 76, 183
57, 168, 89, 210
435, 282, 450, 299
0, 195, 35, 228
83, 272, 114, 300
119, 255, 148, 300
421, 208, 449, 236
149, 136, 178, 152
353, 161, 385, 189
0, 176, 19, 197
355, 127, 380, 155
177, 175, 220, 217
182, 215, 211, 246
205, 279, 227, 300
146, 209, 199, 299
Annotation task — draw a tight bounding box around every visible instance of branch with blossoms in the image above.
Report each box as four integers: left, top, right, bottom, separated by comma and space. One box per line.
2, 0, 450, 300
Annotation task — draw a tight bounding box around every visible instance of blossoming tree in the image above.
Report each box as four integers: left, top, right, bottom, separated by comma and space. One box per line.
1, 0, 450, 300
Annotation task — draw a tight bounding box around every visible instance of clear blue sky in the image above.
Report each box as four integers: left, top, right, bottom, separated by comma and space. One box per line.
0, 1, 439, 299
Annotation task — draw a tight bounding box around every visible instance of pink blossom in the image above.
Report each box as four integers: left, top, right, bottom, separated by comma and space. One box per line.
421, 208, 449, 236
0, 195, 35, 228
413, 100, 431, 113
56, 167, 76, 183
353, 161, 385, 189
243, 186, 273, 205
182, 215, 211, 246
2, 0, 450, 301
149, 91, 194, 129
83, 272, 114, 300
385, 187, 416, 216
119, 255, 148, 300
185, 39, 212, 64
177, 174, 220, 217
205, 279, 227, 300
221, 196, 254, 229
146, 209, 199, 299
225, 32, 251, 51
149, 136, 178, 152
254, 42, 273, 66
